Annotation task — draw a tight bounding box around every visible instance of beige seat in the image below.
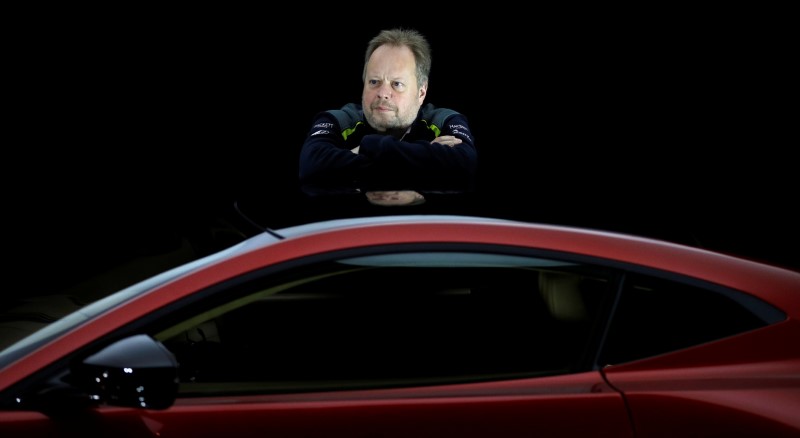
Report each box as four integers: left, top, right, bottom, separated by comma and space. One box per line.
538, 271, 588, 322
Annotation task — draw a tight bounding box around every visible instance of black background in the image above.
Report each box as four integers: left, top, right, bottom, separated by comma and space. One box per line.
7, 10, 798, 296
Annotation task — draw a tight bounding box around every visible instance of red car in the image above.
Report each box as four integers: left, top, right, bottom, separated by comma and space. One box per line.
1, 215, 799, 437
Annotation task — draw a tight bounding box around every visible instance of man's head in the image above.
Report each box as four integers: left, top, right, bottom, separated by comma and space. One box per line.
362, 28, 431, 136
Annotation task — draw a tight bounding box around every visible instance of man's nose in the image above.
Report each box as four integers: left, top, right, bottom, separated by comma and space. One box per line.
378, 83, 392, 99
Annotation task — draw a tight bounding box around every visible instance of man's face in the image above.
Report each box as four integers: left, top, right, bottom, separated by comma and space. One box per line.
362, 45, 427, 133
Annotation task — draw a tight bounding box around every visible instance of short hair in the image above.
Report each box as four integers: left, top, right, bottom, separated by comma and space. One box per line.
363, 28, 432, 88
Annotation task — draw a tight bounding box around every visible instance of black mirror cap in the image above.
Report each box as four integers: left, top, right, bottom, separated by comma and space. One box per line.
72, 334, 179, 410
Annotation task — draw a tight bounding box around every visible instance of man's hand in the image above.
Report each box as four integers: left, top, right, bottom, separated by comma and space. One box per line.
432, 136, 462, 147
366, 190, 426, 207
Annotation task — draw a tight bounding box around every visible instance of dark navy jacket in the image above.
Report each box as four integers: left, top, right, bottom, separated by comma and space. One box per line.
299, 103, 477, 196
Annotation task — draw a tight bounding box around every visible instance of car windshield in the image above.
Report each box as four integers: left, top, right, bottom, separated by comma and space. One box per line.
0, 234, 269, 369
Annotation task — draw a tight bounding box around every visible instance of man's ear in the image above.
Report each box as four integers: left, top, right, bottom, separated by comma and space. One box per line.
418, 83, 427, 101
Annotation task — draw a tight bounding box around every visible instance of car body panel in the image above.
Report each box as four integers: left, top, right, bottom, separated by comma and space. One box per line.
602, 319, 800, 434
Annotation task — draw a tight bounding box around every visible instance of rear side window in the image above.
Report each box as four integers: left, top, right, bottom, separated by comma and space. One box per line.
599, 273, 784, 365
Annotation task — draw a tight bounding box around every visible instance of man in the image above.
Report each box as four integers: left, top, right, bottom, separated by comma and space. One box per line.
299, 28, 477, 207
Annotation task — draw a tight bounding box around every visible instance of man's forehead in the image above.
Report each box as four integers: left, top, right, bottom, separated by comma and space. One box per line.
366, 45, 416, 76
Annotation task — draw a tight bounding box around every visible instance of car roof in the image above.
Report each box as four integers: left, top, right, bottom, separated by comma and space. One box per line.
273, 214, 517, 238
268, 215, 800, 312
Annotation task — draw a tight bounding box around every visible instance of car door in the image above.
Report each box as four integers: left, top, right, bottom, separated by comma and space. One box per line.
133, 250, 633, 437
89, 372, 631, 437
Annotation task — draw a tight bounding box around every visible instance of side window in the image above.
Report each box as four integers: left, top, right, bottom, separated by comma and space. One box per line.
158, 253, 615, 395
600, 273, 783, 366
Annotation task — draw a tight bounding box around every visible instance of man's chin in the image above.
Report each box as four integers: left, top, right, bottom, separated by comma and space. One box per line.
366, 118, 395, 132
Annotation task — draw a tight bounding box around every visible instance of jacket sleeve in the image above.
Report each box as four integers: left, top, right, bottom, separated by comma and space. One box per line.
358, 113, 478, 192
298, 112, 370, 196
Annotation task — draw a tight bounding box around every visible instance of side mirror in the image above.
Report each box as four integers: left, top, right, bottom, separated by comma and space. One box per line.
70, 334, 179, 410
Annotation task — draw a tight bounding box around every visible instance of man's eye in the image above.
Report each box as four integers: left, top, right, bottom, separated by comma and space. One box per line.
392, 81, 405, 90
368, 79, 380, 86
